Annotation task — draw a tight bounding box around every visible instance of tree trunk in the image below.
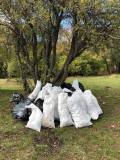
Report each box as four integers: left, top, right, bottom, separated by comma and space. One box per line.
43, 9, 63, 83
52, 33, 87, 85
48, 25, 60, 81
44, 36, 52, 83
118, 62, 120, 73
15, 27, 38, 84
15, 40, 31, 93
29, 23, 40, 83
103, 56, 111, 74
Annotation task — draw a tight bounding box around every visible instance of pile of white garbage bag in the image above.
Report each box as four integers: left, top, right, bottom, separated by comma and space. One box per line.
25, 80, 103, 132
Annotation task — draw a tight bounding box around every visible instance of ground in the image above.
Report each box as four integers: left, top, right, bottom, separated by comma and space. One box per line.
0, 75, 120, 160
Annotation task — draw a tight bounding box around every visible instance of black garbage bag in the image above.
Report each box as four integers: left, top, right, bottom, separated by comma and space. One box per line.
34, 98, 44, 112
61, 82, 76, 92
61, 82, 85, 92
10, 93, 32, 120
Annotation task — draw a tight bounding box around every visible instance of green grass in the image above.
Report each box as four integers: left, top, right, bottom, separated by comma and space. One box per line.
0, 75, 120, 160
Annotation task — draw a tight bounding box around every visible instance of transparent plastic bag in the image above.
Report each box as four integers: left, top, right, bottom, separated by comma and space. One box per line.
11, 93, 31, 120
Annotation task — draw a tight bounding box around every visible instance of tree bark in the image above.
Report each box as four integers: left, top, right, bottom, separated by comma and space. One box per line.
29, 23, 40, 83
14, 25, 39, 84
48, 24, 60, 80
44, 33, 52, 83
43, 5, 63, 83
102, 56, 111, 75
52, 33, 88, 85
15, 40, 31, 93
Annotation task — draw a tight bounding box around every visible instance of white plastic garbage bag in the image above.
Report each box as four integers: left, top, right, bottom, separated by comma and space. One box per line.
35, 83, 52, 101
58, 92, 73, 127
84, 90, 103, 120
63, 88, 73, 93
25, 103, 43, 132
35, 90, 44, 101
28, 80, 42, 100
72, 79, 79, 90
49, 86, 62, 120
43, 83, 53, 93
42, 95, 55, 128
67, 90, 92, 128
51, 94, 59, 120
48, 86, 62, 96
35, 89, 47, 101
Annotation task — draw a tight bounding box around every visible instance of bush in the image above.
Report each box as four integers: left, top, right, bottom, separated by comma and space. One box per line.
8, 59, 20, 78
56, 52, 107, 76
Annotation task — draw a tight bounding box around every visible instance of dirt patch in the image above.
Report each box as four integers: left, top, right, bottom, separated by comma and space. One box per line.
33, 129, 63, 158
106, 123, 120, 130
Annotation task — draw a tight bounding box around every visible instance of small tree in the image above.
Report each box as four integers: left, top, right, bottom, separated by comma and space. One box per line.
0, 0, 120, 91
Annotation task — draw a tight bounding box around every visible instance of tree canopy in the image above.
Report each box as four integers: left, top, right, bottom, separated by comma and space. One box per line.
0, 0, 120, 91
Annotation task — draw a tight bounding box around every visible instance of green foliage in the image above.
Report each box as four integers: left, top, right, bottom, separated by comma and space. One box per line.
56, 51, 107, 76
56, 53, 66, 70
0, 0, 120, 83
69, 58, 89, 76
109, 40, 120, 72
7, 59, 20, 78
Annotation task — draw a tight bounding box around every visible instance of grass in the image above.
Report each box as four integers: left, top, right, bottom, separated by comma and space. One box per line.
0, 74, 120, 160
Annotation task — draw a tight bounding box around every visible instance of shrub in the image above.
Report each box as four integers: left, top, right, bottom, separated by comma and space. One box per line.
56, 52, 107, 76
8, 59, 20, 78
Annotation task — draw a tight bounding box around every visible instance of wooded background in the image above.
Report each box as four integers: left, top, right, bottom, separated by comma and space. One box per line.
0, 0, 120, 92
